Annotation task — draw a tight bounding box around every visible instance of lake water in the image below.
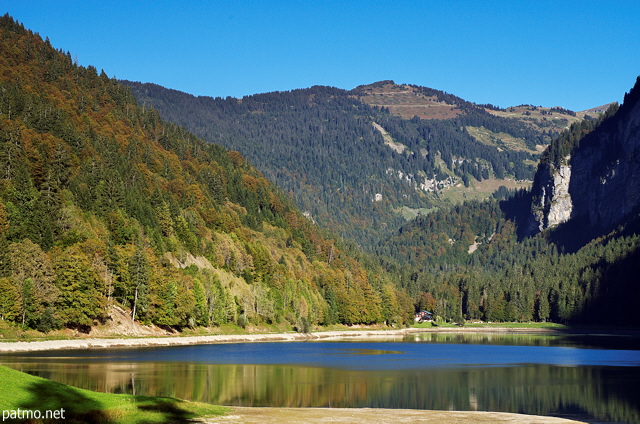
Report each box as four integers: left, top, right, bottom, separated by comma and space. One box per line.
2, 332, 640, 423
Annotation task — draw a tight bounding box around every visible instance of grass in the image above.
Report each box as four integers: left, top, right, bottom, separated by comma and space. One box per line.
0, 318, 291, 342
412, 321, 567, 330
0, 320, 77, 343
465, 126, 536, 153
394, 205, 439, 221
0, 366, 228, 423
465, 322, 567, 329
358, 83, 462, 119
465, 322, 567, 330
435, 177, 532, 205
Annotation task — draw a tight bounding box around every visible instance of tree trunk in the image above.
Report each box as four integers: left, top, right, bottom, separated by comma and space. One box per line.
132, 286, 138, 322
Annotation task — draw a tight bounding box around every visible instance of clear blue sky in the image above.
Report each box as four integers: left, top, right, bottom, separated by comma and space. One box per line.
4, 1, 640, 110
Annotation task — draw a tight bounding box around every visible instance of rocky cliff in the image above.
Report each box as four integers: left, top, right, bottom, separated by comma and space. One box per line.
529, 156, 573, 233
529, 77, 640, 234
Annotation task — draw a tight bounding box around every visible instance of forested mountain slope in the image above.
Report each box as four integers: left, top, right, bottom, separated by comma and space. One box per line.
122, 79, 554, 247
382, 79, 640, 326
0, 14, 413, 332
1, 13, 636, 334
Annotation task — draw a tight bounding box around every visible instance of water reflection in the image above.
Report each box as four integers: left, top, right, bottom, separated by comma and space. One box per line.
404, 331, 640, 350
4, 361, 639, 422
10, 340, 639, 370
2, 333, 640, 423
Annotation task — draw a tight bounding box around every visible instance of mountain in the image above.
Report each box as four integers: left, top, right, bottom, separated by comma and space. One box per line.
0, 14, 413, 333
123, 73, 637, 326
1, 13, 637, 333
122, 80, 561, 248
354, 80, 599, 144
529, 79, 640, 238
376, 78, 640, 326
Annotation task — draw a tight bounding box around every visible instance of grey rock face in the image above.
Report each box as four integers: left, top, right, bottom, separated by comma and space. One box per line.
528, 82, 640, 235
569, 101, 640, 230
529, 156, 573, 233
547, 161, 573, 228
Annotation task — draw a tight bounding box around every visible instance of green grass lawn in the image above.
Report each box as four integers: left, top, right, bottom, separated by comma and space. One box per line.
464, 322, 567, 329
412, 321, 568, 330
0, 366, 228, 423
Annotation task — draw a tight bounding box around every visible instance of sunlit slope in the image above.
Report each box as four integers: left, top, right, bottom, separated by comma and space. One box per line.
0, 14, 413, 333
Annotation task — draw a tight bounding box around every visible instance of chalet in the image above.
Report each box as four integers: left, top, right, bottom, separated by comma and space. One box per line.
414, 310, 433, 322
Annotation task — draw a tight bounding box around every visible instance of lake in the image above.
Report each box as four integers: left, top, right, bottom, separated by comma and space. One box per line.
2, 332, 640, 423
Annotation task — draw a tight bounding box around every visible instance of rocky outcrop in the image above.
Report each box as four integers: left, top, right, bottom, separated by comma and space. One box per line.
529, 77, 640, 235
530, 156, 573, 232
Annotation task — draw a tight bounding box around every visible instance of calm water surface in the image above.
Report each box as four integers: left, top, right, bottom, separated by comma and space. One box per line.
2, 332, 640, 423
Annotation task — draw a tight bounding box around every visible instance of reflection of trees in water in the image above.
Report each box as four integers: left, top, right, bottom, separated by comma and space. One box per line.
7, 361, 639, 423
407, 332, 640, 351
404, 332, 563, 346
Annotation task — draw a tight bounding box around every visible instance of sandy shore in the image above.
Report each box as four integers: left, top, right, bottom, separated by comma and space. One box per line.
0, 328, 418, 352
0, 327, 559, 353
200, 407, 588, 423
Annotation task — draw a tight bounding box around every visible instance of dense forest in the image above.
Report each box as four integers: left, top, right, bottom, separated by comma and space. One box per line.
1, 13, 638, 334
387, 204, 640, 325
124, 66, 640, 328
0, 14, 414, 333
404, 83, 556, 150
123, 80, 542, 247
380, 88, 640, 326
123, 71, 640, 327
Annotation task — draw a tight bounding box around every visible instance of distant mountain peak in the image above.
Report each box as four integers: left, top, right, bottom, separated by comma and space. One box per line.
353, 81, 463, 120
580, 102, 618, 116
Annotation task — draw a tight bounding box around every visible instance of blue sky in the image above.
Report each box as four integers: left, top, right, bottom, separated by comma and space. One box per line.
3, 1, 640, 110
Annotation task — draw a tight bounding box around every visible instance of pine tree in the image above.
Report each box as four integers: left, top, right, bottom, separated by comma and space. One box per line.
129, 244, 149, 322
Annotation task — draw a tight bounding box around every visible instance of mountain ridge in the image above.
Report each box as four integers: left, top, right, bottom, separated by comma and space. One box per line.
122, 79, 566, 248
528, 77, 640, 247
373, 76, 640, 326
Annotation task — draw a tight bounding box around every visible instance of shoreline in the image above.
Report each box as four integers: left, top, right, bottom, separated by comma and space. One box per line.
0, 328, 596, 423
202, 406, 588, 423
0, 326, 562, 353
